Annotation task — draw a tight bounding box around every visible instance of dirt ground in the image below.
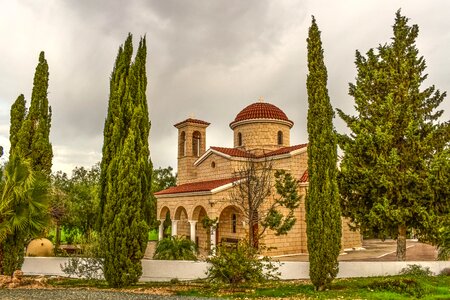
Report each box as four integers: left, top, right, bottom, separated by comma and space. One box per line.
278, 239, 442, 262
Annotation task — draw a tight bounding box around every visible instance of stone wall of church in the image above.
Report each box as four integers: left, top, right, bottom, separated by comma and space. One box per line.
233, 122, 291, 154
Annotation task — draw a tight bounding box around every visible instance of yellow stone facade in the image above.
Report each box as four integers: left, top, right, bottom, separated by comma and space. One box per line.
155, 102, 362, 256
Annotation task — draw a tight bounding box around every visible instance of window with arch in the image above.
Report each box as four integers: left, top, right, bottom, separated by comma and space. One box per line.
238, 132, 242, 146
277, 130, 283, 145
179, 131, 186, 156
232, 213, 237, 233
193, 131, 201, 157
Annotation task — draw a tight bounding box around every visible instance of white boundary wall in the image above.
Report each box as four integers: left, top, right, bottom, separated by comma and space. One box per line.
22, 257, 450, 282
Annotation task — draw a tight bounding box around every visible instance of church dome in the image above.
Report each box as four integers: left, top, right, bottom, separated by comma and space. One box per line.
230, 102, 293, 129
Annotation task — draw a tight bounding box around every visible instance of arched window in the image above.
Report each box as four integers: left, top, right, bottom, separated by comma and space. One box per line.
238, 132, 242, 146
193, 131, 201, 157
179, 131, 186, 156
277, 131, 283, 145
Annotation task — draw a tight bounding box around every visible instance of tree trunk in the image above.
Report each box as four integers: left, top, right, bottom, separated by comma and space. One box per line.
396, 224, 407, 261
55, 224, 61, 255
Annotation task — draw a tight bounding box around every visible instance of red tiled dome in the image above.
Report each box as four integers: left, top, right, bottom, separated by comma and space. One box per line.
230, 102, 293, 128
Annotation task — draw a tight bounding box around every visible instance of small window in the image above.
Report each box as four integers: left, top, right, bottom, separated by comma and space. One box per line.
211, 161, 216, 168
232, 213, 237, 233
238, 132, 242, 146
277, 131, 283, 145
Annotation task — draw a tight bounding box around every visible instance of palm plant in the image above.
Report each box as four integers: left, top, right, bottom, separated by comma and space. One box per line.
153, 236, 197, 261
0, 155, 50, 274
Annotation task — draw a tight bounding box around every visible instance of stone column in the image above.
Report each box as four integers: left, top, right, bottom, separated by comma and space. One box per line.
210, 225, 217, 255
171, 220, 178, 237
188, 220, 197, 243
158, 220, 164, 241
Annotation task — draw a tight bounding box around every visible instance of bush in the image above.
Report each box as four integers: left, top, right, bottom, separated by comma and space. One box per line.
399, 264, 433, 276
60, 234, 103, 280
206, 241, 280, 285
153, 236, 197, 260
368, 277, 425, 298
440, 268, 450, 276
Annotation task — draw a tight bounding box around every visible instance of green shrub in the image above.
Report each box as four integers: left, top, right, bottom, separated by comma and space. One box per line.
206, 241, 280, 285
368, 277, 425, 298
399, 264, 433, 276
440, 268, 450, 276
153, 236, 197, 260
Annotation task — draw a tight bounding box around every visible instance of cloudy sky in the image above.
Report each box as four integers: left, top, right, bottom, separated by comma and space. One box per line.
0, 0, 449, 176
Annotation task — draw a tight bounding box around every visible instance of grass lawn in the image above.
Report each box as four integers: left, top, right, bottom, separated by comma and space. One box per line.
48, 275, 450, 299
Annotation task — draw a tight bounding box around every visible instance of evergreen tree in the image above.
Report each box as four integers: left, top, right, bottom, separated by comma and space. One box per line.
14, 51, 52, 177
305, 17, 341, 291
100, 35, 152, 287
337, 11, 449, 260
9, 94, 26, 154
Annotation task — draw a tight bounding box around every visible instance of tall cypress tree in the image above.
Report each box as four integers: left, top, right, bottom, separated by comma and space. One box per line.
100, 35, 151, 287
14, 51, 52, 177
305, 17, 341, 291
337, 11, 449, 260
9, 94, 26, 154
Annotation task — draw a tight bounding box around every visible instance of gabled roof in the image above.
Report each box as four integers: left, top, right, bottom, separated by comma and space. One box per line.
262, 143, 308, 157
174, 118, 210, 128
299, 169, 309, 183
154, 177, 239, 196
210, 147, 256, 158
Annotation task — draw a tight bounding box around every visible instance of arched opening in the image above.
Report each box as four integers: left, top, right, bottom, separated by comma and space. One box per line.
159, 206, 171, 238
218, 205, 244, 246
179, 131, 186, 157
174, 206, 190, 237
277, 130, 283, 145
192, 131, 201, 157
192, 206, 209, 253
238, 132, 242, 146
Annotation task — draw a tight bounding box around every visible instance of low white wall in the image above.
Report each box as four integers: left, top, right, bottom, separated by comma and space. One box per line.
21, 257, 450, 282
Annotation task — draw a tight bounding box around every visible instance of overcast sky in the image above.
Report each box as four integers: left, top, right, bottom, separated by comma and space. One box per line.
0, 0, 449, 176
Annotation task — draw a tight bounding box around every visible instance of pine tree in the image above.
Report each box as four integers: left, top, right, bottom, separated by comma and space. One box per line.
100, 35, 152, 287
305, 17, 341, 291
337, 11, 449, 261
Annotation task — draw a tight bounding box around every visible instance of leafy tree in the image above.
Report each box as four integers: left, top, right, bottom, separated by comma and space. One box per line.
9, 94, 26, 155
153, 236, 197, 260
337, 11, 449, 261
0, 155, 50, 275
151, 166, 176, 193
305, 16, 341, 291
100, 34, 152, 287
230, 159, 301, 249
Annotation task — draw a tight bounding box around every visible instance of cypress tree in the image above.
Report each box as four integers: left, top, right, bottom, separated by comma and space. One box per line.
305, 17, 341, 291
100, 35, 151, 287
15, 51, 52, 177
337, 11, 449, 260
9, 94, 26, 154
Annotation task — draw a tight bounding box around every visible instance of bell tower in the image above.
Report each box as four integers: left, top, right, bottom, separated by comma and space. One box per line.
174, 118, 210, 185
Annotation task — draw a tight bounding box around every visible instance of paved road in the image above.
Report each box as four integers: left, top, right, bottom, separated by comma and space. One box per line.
0, 289, 219, 300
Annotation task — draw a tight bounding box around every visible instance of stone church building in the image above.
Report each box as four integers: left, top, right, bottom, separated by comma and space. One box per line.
155, 101, 361, 256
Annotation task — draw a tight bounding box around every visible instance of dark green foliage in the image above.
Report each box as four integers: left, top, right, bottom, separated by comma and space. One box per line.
9, 94, 26, 154
153, 236, 197, 260
368, 277, 425, 298
305, 16, 341, 290
262, 170, 301, 236
151, 166, 176, 193
99, 34, 152, 287
206, 241, 279, 285
337, 11, 449, 260
0, 155, 50, 274
399, 264, 433, 276
14, 52, 53, 177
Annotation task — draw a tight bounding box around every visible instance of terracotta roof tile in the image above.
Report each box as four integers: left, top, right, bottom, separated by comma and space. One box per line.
262, 143, 308, 157
155, 177, 238, 196
299, 169, 309, 183
230, 102, 293, 128
174, 118, 210, 128
210, 147, 256, 158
